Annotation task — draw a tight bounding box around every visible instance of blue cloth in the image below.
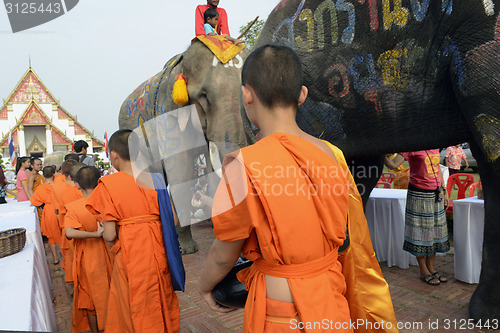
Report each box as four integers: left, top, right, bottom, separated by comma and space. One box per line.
204, 23, 217, 35
152, 173, 185, 292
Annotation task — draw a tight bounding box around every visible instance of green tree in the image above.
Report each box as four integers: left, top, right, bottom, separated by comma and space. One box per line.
239, 19, 265, 50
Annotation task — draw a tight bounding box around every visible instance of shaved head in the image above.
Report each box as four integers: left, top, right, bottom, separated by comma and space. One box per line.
75, 166, 100, 190
69, 163, 86, 180
109, 129, 132, 161
61, 159, 77, 177
65, 153, 80, 162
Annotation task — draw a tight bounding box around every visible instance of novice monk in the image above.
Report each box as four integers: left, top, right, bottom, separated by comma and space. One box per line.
54, 167, 66, 184
30, 166, 61, 264
51, 160, 84, 284
86, 129, 180, 332
199, 45, 397, 332
27, 158, 43, 198
65, 166, 112, 333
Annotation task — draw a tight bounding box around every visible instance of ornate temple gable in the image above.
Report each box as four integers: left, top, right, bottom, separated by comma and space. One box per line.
51, 127, 72, 146
74, 122, 86, 135
27, 135, 45, 153
5, 68, 57, 105
0, 129, 18, 148
57, 106, 71, 119
19, 101, 51, 125
92, 138, 104, 148
0, 106, 7, 120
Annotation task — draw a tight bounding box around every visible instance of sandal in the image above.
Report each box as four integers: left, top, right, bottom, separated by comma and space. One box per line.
420, 274, 440, 285
431, 271, 448, 283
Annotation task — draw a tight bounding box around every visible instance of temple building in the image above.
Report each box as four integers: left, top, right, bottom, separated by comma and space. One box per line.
0, 66, 104, 159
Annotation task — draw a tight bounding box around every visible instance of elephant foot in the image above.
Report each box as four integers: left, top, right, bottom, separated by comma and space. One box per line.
180, 238, 199, 255
176, 225, 199, 255
469, 280, 500, 322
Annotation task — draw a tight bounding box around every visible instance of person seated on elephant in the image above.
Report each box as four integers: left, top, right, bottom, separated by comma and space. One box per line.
86, 129, 180, 332
385, 151, 450, 286
203, 8, 244, 45
195, 0, 229, 36
199, 44, 398, 332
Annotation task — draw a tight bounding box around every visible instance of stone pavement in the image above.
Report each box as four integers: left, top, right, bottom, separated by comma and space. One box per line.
46, 221, 498, 333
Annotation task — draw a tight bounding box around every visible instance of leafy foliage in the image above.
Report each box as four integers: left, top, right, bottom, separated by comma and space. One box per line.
239, 19, 265, 50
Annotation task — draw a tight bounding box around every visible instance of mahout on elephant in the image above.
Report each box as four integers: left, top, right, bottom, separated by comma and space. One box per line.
244, 0, 499, 322
119, 40, 249, 254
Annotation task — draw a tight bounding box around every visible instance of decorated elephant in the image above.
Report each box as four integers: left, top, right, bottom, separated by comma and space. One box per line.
242, 0, 499, 322
119, 39, 249, 254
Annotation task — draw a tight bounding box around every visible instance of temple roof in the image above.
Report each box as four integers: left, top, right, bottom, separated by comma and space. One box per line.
0, 67, 105, 148
3, 67, 57, 105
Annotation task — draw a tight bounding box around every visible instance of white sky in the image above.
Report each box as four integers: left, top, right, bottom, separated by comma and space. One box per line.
0, 1, 280, 141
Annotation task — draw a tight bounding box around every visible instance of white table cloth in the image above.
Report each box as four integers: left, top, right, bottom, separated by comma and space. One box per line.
365, 188, 418, 269
0, 202, 56, 331
453, 196, 484, 284
0, 244, 56, 331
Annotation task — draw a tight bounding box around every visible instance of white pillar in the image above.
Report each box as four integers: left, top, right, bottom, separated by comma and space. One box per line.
45, 125, 53, 154
18, 125, 27, 156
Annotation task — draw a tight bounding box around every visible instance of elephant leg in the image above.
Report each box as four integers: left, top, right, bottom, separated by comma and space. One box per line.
468, 141, 500, 321
347, 155, 384, 208
176, 225, 199, 255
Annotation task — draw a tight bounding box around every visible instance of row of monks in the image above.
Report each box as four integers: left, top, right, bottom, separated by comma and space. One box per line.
30, 129, 180, 332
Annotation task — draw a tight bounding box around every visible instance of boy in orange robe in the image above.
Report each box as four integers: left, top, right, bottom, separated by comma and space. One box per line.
54, 172, 66, 184
65, 166, 113, 333
30, 165, 61, 264
86, 129, 180, 332
51, 160, 84, 284
199, 45, 398, 332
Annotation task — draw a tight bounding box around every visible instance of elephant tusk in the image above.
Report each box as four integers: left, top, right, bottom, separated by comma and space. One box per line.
209, 141, 223, 179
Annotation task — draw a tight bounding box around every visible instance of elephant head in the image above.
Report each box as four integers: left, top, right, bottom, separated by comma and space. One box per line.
120, 41, 248, 163
119, 40, 249, 253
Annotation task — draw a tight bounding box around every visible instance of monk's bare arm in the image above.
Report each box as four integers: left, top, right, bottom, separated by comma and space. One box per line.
384, 153, 404, 169
103, 220, 117, 242
66, 224, 104, 239
199, 239, 245, 312
27, 173, 35, 197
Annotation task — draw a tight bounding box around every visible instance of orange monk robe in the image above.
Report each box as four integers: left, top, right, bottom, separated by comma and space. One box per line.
51, 183, 83, 283
65, 198, 113, 333
30, 171, 44, 223
86, 171, 180, 333
54, 174, 66, 184
212, 133, 352, 333
30, 183, 61, 245
326, 142, 399, 333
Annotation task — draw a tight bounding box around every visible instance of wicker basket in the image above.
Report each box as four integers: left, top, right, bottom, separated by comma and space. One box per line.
0, 228, 26, 258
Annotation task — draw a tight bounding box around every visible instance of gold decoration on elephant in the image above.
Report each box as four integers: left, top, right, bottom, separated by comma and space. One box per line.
475, 113, 500, 162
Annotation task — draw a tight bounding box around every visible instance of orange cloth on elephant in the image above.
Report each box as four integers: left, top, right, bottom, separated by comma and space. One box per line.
51, 182, 82, 283
54, 174, 66, 184
212, 133, 352, 333
30, 183, 60, 245
65, 198, 113, 333
196, 35, 245, 64
86, 171, 180, 333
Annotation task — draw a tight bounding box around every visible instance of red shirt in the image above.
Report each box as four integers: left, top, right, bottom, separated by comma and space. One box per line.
401, 150, 442, 190
195, 4, 230, 36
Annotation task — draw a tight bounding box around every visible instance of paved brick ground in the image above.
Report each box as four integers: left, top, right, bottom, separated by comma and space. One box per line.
46, 221, 498, 333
